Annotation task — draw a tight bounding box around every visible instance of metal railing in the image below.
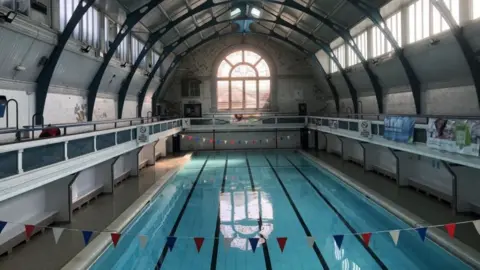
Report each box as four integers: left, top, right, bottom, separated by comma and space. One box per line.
0, 118, 183, 180
0, 116, 176, 145
329, 113, 480, 124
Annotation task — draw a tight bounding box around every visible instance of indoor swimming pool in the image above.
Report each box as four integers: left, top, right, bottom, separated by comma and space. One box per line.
89, 151, 470, 270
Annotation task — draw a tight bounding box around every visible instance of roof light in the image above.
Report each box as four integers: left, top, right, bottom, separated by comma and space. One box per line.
230, 8, 241, 18
251, 7, 261, 18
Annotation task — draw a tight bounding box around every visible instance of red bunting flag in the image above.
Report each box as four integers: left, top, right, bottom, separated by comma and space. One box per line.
194, 237, 205, 252
230, 140, 235, 144
188, 136, 192, 140
25, 224, 35, 240
445, 223, 456, 238
276, 237, 287, 252
209, 139, 213, 143
111, 233, 121, 247
361, 233, 372, 246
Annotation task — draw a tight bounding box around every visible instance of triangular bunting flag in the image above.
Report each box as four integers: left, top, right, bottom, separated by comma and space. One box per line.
473, 220, 480, 235
0, 221, 6, 234
166, 236, 176, 251
82, 230, 93, 245
333, 235, 344, 249
139, 235, 148, 249
111, 233, 121, 247
230, 140, 234, 144
25, 225, 35, 240
52, 227, 65, 244
306, 236, 315, 247
223, 237, 234, 251
248, 238, 259, 253
389, 230, 400, 246
210, 139, 213, 143
276, 237, 287, 252
224, 140, 227, 144
445, 224, 456, 238
287, 135, 290, 139
194, 237, 204, 253
259, 139, 262, 143
245, 140, 248, 144
416, 227, 427, 242
266, 139, 269, 143
361, 233, 372, 246
181, 135, 185, 138
203, 138, 206, 142
188, 136, 192, 140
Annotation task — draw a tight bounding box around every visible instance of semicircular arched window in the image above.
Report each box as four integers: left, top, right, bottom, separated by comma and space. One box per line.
216, 50, 271, 110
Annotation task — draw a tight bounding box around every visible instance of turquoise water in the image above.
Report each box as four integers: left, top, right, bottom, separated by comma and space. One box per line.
90, 151, 470, 270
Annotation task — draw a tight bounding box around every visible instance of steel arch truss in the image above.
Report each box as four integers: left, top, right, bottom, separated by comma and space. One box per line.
430, 0, 480, 109
346, 0, 423, 114
35, 0, 96, 124
94, 0, 374, 119
147, 28, 333, 115
84, 0, 168, 121
122, 0, 386, 116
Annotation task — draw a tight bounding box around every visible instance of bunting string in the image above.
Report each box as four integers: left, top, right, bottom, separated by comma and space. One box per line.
0, 218, 478, 251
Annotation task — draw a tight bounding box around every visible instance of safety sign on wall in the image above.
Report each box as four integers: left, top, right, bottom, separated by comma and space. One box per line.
137, 125, 149, 143
359, 120, 372, 138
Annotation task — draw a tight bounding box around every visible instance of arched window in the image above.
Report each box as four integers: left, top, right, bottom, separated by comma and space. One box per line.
216, 50, 271, 110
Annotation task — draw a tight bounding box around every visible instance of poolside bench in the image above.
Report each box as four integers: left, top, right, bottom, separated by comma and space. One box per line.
0, 211, 57, 256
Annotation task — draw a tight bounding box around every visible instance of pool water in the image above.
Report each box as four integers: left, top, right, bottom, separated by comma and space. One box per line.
90, 151, 470, 270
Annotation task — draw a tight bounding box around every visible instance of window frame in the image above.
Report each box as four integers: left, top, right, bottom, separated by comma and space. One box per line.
215, 50, 272, 111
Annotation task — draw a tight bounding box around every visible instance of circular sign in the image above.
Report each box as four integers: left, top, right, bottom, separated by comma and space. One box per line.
140, 126, 146, 133
361, 121, 368, 128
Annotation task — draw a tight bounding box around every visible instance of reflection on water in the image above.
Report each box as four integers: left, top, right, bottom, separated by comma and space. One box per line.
334, 239, 361, 270
219, 191, 274, 251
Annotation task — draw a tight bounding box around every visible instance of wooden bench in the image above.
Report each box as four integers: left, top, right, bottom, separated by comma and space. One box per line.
0, 211, 57, 256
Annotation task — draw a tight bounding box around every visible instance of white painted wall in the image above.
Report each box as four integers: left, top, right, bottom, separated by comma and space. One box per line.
325, 134, 342, 155
70, 162, 109, 202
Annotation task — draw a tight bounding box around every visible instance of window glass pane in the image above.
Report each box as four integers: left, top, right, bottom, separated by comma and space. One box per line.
217, 81, 229, 110
231, 81, 243, 109
245, 51, 261, 65
217, 60, 231, 77
231, 65, 256, 77
256, 59, 270, 77
59, 0, 66, 31
226, 51, 242, 65
259, 80, 270, 109
474, 0, 480, 19
330, 58, 338, 73
245, 80, 257, 109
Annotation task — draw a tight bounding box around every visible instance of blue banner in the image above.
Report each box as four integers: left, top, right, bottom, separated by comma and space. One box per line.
383, 117, 415, 143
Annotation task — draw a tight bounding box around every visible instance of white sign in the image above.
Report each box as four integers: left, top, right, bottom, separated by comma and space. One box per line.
183, 118, 190, 128
329, 120, 338, 129
359, 120, 372, 138
137, 125, 149, 143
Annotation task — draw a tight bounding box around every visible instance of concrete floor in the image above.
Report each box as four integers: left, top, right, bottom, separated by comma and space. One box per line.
307, 150, 480, 253
0, 155, 189, 270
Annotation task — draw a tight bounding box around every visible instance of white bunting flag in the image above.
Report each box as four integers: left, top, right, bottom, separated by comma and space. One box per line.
306, 236, 315, 247
52, 227, 65, 244
389, 230, 400, 246
287, 135, 290, 139
202, 138, 206, 142
473, 220, 480, 235
245, 140, 248, 144
181, 135, 185, 139
266, 139, 269, 143
224, 140, 227, 144
139, 235, 148, 249
223, 237, 234, 251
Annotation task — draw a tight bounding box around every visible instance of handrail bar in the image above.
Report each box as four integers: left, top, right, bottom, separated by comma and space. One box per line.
0, 118, 182, 154
329, 113, 480, 120
0, 116, 175, 135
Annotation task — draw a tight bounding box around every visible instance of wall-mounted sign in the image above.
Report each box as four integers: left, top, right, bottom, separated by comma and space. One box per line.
137, 125, 149, 143
329, 120, 338, 129
0, 96, 6, 118
359, 120, 372, 138
183, 118, 190, 128
427, 118, 480, 157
